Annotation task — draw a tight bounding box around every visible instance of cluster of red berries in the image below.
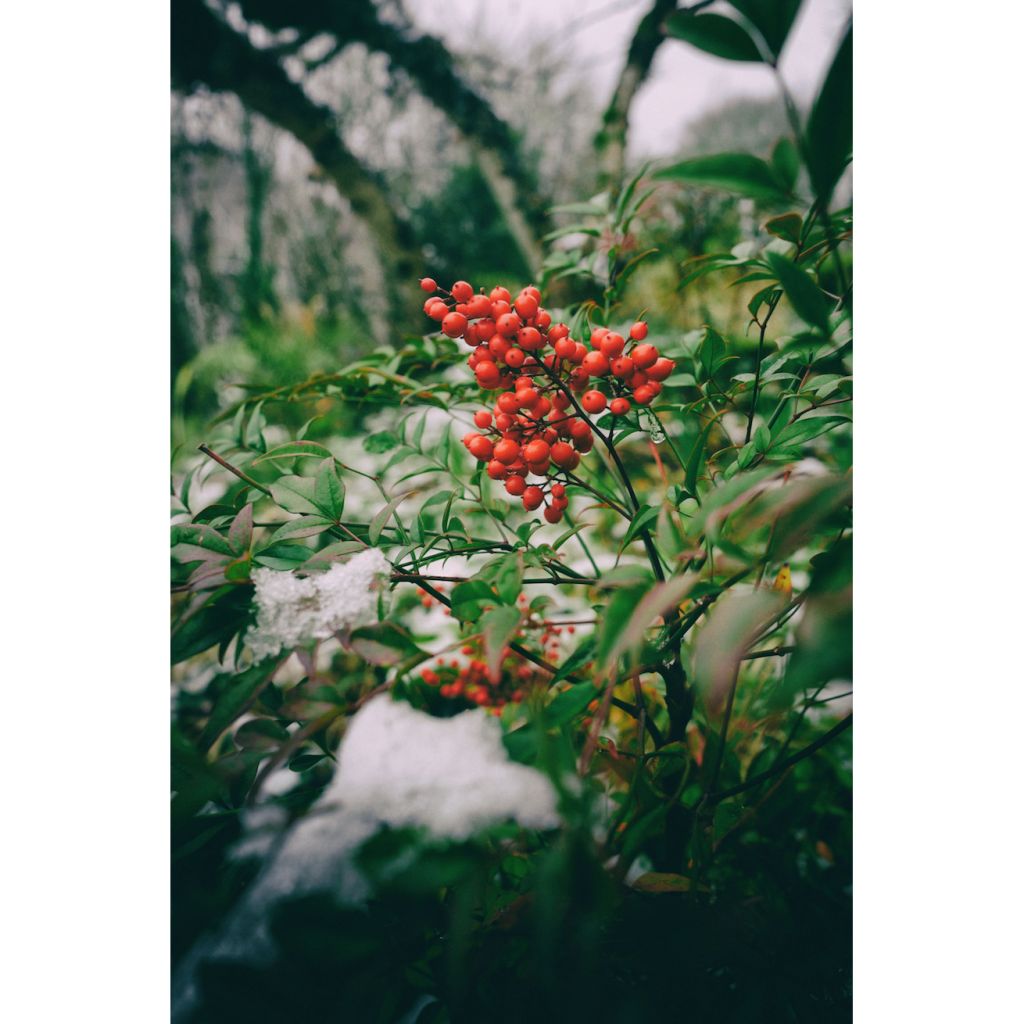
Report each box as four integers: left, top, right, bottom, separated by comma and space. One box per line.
418, 591, 575, 713
420, 276, 675, 521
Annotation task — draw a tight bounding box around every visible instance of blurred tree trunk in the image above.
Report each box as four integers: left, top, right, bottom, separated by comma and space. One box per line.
238, 0, 549, 277
171, 0, 420, 334
240, 114, 278, 325
594, 0, 679, 192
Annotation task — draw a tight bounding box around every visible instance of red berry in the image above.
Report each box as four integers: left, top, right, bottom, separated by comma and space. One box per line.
590, 327, 609, 348
486, 460, 507, 480
550, 441, 575, 468
420, 277, 437, 292
524, 439, 550, 463
549, 322, 569, 342
462, 431, 480, 448
497, 392, 521, 414
554, 338, 576, 360
543, 506, 563, 524
581, 389, 607, 414
504, 474, 527, 496
496, 313, 522, 337
522, 486, 544, 511
475, 318, 496, 341
630, 321, 648, 341
514, 293, 539, 319
629, 370, 649, 389
504, 346, 526, 368
569, 419, 592, 443
611, 356, 634, 378
632, 343, 658, 369
425, 298, 448, 321
647, 357, 676, 381
451, 280, 473, 302
490, 286, 512, 304
633, 384, 656, 405
517, 387, 539, 407
535, 309, 552, 329
551, 483, 566, 498
610, 397, 631, 416
469, 436, 494, 460
599, 332, 625, 358
517, 326, 543, 350
476, 362, 501, 388
572, 343, 588, 364
582, 351, 610, 377
442, 312, 468, 338
474, 410, 493, 428
522, 285, 541, 301
494, 439, 521, 464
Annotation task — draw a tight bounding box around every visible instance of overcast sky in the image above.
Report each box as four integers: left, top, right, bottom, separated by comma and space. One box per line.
405, 0, 851, 158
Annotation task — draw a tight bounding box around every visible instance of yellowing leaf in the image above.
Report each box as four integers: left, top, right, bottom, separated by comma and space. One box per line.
772, 563, 793, 597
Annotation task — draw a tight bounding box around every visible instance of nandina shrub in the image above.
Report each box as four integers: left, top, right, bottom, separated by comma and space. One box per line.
171, 19, 851, 1021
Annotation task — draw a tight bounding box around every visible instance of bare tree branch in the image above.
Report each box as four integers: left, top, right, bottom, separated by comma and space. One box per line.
172, 0, 419, 324
238, 0, 548, 276
594, 0, 678, 190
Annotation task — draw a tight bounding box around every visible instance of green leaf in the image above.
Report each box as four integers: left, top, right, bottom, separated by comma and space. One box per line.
171, 587, 252, 664
288, 752, 326, 773
269, 476, 320, 516
197, 659, 279, 751
479, 606, 521, 683
313, 458, 345, 520
698, 325, 729, 379
619, 505, 660, 552
269, 516, 335, 543
234, 718, 288, 752
764, 212, 803, 243
806, 22, 852, 202
449, 580, 497, 623
363, 431, 399, 454
368, 491, 416, 544
171, 524, 234, 558
770, 137, 800, 192
349, 622, 423, 666
227, 504, 253, 554
655, 153, 790, 202
552, 633, 596, 683
595, 586, 646, 670
546, 682, 599, 727
728, 0, 804, 58
692, 589, 787, 714
765, 251, 832, 335
252, 440, 333, 465
664, 11, 763, 62
475, 552, 524, 606
599, 576, 696, 676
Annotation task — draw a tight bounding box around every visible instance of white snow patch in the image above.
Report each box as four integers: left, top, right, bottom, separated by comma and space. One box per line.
245, 547, 389, 659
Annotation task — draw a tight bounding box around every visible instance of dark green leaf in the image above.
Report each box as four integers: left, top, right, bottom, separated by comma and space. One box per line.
363, 431, 399, 454
806, 22, 852, 202
728, 0, 804, 58
252, 440, 333, 465
771, 136, 800, 191
313, 458, 345, 520
655, 152, 790, 202
664, 11, 763, 62
349, 622, 423, 666
765, 251, 832, 335
480, 606, 521, 682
